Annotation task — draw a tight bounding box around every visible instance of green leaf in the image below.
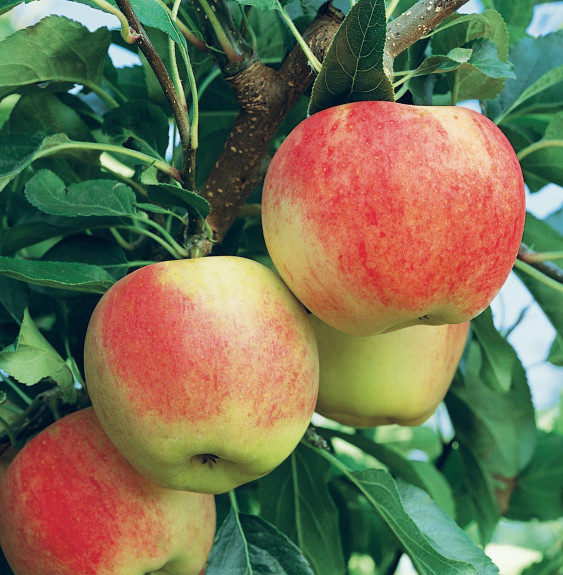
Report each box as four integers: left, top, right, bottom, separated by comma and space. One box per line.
446, 340, 536, 480
496, 64, 563, 124
518, 112, 563, 191
445, 340, 537, 542
432, 10, 510, 61
348, 468, 478, 574
147, 183, 210, 219
0, 308, 76, 403
521, 553, 563, 575
0, 256, 115, 294
397, 480, 499, 575
24, 170, 136, 218
206, 508, 315, 574
406, 39, 515, 102
471, 307, 516, 392
0, 15, 110, 100
258, 443, 346, 574
3, 90, 93, 142
516, 213, 563, 338
480, 0, 534, 32
483, 31, 563, 124
234, 0, 277, 9
308, 0, 394, 116
325, 429, 456, 518
102, 101, 170, 160
506, 431, 563, 522
41, 235, 129, 282
0, 276, 29, 324
429, 10, 513, 103
447, 440, 500, 545
0, 133, 99, 193
547, 333, 563, 366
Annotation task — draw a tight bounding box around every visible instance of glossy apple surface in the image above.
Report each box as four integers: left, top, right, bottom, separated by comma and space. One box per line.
84, 256, 319, 494
312, 316, 470, 427
262, 101, 525, 336
0, 407, 216, 575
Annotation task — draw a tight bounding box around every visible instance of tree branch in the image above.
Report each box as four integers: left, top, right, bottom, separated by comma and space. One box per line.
386, 0, 470, 59
518, 244, 563, 285
200, 0, 471, 245
114, 0, 194, 186
201, 4, 343, 243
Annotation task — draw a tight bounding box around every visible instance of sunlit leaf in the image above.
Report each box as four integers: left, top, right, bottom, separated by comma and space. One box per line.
0, 308, 76, 403
25, 170, 136, 218
0, 16, 109, 99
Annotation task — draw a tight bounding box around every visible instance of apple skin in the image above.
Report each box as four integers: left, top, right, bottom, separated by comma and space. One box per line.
83, 256, 319, 494
311, 316, 470, 427
261, 101, 526, 336
0, 407, 216, 575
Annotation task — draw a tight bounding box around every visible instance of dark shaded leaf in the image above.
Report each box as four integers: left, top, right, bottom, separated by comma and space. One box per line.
323, 428, 456, 518
0, 256, 115, 293
471, 307, 517, 392
206, 509, 315, 575
430, 10, 512, 103
516, 212, 563, 338
519, 112, 563, 191
102, 101, 170, 159
507, 431, 563, 522
258, 443, 346, 574
147, 183, 210, 219
0, 133, 99, 193
446, 340, 536, 479
308, 0, 394, 115
3, 90, 93, 141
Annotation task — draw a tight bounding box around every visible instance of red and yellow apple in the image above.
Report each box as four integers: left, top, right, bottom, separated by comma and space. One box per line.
262, 101, 526, 336
0, 407, 216, 575
311, 316, 470, 427
84, 256, 319, 494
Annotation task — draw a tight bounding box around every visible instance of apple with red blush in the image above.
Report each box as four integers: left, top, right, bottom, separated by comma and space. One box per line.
0, 407, 216, 575
262, 101, 526, 336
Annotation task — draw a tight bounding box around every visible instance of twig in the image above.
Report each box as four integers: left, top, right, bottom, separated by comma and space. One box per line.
114, 0, 193, 185
517, 244, 563, 285
385, 0, 470, 60
201, 4, 344, 243
201, 0, 473, 244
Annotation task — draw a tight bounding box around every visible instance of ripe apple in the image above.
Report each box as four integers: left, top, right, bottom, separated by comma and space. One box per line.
311, 316, 470, 427
0, 407, 216, 575
261, 101, 526, 336
83, 256, 319, 494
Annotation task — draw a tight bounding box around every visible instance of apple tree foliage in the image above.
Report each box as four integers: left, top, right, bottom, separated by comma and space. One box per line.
0, 0, 561, 573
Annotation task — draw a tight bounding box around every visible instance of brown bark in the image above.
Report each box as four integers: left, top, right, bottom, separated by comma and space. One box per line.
201, 0, 471, 244
201, 4, 344, 244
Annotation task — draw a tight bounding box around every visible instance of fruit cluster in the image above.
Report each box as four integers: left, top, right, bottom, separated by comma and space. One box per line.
0, 101, 525, 574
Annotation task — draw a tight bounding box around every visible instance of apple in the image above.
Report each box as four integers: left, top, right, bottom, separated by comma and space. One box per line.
83, 256, 319, 494
261, 101, 526, 336
0, 407, 216, 575
312, 316, 470, 427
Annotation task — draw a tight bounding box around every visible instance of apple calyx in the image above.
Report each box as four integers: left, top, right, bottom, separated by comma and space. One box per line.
198, 453, 219, 467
